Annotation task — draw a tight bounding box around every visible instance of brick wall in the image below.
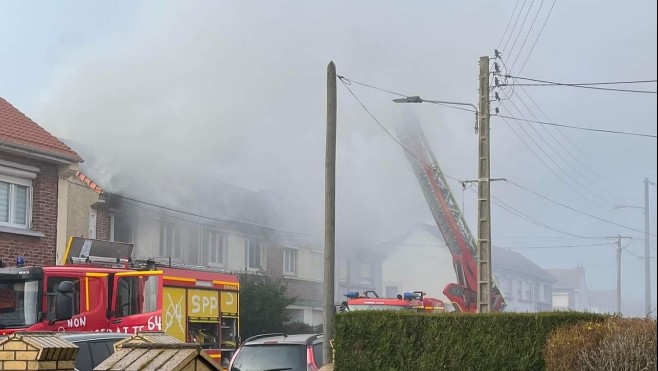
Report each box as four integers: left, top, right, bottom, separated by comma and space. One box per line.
0, 152, 59, 267
96, 206, 112, 241
0, 333, 78, 371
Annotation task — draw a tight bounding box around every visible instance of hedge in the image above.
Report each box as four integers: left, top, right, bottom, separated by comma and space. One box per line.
334, 311, 606, 371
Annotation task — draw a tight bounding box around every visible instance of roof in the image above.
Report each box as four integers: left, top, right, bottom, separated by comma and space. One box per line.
492, 246, 556, 282
56, 332, 131, 343
76, 171, 103, 195
0, 97, 82, 163
546, 267, 587, 290
242, 333, 322, 346
0, 332, 78, 360
95, 342, 220, 371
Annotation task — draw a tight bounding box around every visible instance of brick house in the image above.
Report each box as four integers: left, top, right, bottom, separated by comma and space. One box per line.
0, 97, 82, 267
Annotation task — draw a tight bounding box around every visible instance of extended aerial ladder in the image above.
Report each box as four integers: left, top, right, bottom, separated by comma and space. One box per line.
395, 116, 505, 312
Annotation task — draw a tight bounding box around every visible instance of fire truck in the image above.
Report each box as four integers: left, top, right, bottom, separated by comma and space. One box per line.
60, 237, 240, 366
395, 116, 505, 313
0, 257, 163, 336
339, 290, 447, 313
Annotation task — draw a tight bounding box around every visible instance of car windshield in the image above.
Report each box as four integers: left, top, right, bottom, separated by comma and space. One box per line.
230, 344, 306, 371
0, 279, 40, 328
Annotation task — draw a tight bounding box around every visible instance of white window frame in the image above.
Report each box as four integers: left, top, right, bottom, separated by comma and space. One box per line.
245, 239, 263, 269
283, 247, 298, 276
0, 174, 33, 229
206, 230, 227, 267
160, 222, 183, 261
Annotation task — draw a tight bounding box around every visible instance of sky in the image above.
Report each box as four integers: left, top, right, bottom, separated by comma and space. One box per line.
1, 1, 656, 314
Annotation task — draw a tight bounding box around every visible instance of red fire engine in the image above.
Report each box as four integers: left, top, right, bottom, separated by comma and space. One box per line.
395, 116, 505, 313
0, 257, 163, 336
340, 290, 447, 313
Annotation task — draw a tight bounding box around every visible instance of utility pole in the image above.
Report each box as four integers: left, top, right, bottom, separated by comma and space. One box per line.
614, 235, 632, 315
323, 61, 336, 365
477, 56, 492, 314
644, 177, 651, 317
616, 235, 622, 315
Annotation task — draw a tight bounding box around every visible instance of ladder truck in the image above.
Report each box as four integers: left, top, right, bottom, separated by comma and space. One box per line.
395, 116, 505, 312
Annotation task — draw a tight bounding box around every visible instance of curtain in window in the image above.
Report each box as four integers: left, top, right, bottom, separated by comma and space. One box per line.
0, 182, 8, 222
12, 185, 27, 225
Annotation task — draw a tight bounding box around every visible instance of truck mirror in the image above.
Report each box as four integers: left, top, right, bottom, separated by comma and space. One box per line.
58, 281, 75, 294
55, 292, 73, 321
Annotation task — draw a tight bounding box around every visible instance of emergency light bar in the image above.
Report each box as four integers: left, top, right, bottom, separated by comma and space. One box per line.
344, 291, 360, 299
403, 292, 422, 300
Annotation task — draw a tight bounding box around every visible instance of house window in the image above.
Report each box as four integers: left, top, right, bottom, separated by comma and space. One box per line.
112, 213, 134, 243
0, 177, 31, 229
160, 223, 182, 261
338, 258, 348, 282
360, 263, 371, 285
283, 248, 297, 276
516, 280, 523, 300
525, 281, 533, 301
245, 239, 262, 269
206, 230, 226, 266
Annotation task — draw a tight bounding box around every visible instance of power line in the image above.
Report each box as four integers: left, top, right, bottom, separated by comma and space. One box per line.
498, 104, 609, 209
513, 85, 634, 194
467, 187, 594, 238
516, 0, 557, 75
507, 79, 657, 86
508, 180, 656, 236
502, 98, 613, 206
508, 0, 545, 71
505, 75, 658, 94
494, 113, 656, 138
502, 242, 615, 249
496, 0, 523, 50
501, 0, 529, 53
506, 87, 621, 202
506, 0, 538, 60
337, 74, 657, 138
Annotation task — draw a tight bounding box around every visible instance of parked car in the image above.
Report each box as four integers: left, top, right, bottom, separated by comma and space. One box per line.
57, 332, 131, 371
229, 333, 324, 371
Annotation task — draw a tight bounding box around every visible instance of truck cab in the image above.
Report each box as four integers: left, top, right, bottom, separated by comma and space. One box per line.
0, 264, 162, 335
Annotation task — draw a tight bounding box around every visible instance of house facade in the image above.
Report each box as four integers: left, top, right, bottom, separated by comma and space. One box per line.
78, 187, 329, 327
0, 97, 82, 267
492, 247, 557, 312
546, 266, 590, 311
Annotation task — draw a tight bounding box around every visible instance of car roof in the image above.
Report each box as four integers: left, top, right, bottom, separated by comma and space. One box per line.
242, 333, 322, 346
56, 332, 132, 342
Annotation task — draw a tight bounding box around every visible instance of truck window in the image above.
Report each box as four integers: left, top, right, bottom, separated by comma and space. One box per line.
115, 275, 157, 317
47, 277, 80, 316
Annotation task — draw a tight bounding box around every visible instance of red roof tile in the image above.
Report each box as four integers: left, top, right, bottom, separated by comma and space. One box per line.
76, 171, 103, 195
0, 97, 82, 163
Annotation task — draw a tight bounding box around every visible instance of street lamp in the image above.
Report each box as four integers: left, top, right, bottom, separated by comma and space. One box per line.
613, 177, 653, 317
392, 96, 479, 134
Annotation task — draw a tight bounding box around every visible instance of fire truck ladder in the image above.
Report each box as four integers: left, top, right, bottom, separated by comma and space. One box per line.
395, 116, 505, 311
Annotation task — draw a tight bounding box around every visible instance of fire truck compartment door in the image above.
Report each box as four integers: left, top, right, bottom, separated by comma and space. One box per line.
111, 271, 162, 321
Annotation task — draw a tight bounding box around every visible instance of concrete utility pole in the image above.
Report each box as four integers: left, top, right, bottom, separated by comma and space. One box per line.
616, 235, 622, 315
477, 56, 492, 314
323, 61, 337, 365
614, 235, 632, 315
644, 177, 651, 317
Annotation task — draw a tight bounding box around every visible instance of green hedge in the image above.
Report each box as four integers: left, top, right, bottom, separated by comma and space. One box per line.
334, 311, 606, 371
